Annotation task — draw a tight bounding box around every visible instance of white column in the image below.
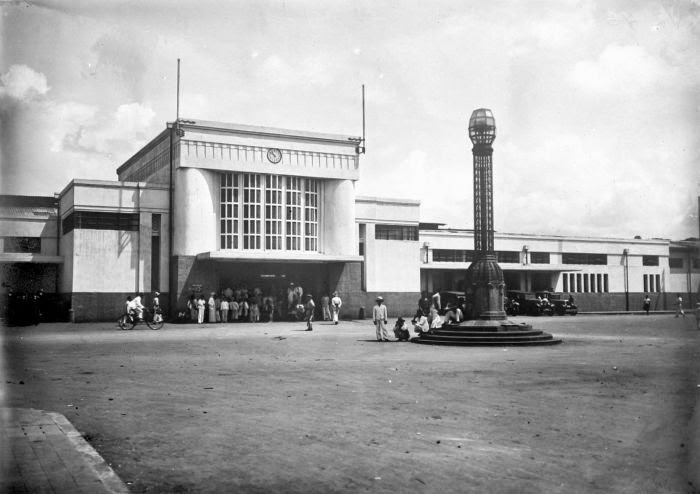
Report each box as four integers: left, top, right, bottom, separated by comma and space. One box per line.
173, 167, 218, 256
322, 179, 356, 256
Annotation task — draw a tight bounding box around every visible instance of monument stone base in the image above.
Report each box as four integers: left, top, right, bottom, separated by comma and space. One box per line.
413, 319, 562, 346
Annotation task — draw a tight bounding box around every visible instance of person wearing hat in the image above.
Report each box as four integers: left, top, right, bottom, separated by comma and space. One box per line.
373, 296, 389, 341
304, 293, 316, 331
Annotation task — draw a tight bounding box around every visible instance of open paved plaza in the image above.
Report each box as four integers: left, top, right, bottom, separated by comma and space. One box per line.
2, 314, 699, 493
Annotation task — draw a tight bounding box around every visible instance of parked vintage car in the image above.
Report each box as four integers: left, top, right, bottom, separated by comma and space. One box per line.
535, 291, 578, 316
506, 290, 547, 316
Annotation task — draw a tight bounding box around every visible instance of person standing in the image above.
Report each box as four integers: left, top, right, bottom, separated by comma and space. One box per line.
187, 295, 197, 322
642, 294, 651, 315
220, 297, 229, 323
230, 298, 239, 323
321, 294, 331, 321
207, 293, 216, 323
304, 294, 315, 331
675, 294, 685, 318
331, 291, 342, 325
373, 296, 389, 341
197, 295, 206, 324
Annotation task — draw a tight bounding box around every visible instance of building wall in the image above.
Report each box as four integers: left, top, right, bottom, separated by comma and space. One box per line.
173, 167, 218, 256
420, 229, 674, 311
355, 197, 421, 294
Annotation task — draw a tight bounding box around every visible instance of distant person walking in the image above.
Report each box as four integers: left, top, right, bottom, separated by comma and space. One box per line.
675, 294, 685, 318
642, 294, 651, 315
304, 294, 315, 331
321, 294, 331, 321
373, 296, 389, 342
331, 291, 342, 325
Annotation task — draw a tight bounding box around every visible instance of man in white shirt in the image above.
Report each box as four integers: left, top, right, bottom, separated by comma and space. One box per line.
331, 291, 342, 325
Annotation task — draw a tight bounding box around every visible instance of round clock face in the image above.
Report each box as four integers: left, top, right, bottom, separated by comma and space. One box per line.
267, 148, 282, 163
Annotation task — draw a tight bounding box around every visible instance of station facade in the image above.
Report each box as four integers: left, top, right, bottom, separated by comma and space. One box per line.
1, 119, 698, 321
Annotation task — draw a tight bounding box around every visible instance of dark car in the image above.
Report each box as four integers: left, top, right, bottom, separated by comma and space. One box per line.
506, 290, 547, 316
536, 292, 578, 316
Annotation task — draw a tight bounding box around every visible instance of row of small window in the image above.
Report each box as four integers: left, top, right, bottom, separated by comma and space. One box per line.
62, 212, 140, 234
669, 257, 700, 269
2, 236, 41, 253
220, 173, 318, 251
375, 225, 419, 241
431, 249, 550, 264
562, 273, 609, 293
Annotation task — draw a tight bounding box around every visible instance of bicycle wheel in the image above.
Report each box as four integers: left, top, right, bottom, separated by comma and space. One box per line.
118, 313, 135, 330
146, 311, 164, 330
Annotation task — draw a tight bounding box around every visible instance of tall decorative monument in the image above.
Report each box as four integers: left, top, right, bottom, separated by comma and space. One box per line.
465, 108, 506, 321
415, 108, 560, 345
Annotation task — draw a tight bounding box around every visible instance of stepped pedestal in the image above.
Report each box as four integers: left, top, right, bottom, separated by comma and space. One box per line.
413, 320, 562, 346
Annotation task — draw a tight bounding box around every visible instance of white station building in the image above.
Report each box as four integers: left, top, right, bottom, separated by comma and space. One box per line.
1, 119, 698, 321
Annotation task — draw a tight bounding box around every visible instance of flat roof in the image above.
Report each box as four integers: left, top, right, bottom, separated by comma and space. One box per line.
172, 118, 362, 144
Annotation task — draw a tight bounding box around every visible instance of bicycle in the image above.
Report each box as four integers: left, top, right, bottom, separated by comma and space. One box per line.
117, 309, 164, 330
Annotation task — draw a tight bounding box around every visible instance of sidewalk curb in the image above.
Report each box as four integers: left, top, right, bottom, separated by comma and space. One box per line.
3, 407, 130, 493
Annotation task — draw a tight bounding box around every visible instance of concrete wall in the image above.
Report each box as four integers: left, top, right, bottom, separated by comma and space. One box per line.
70, 292, 168, 322
173, 168, 218, 256
322, 179, 356, 256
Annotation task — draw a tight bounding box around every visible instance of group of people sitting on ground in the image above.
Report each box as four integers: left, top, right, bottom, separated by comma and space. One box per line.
378, 292, 466, 342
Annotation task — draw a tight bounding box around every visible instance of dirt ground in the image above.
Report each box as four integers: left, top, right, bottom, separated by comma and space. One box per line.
2, 314, 699, 493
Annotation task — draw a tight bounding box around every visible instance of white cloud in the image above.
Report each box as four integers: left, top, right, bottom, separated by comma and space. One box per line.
0, 65, 50, 100
568, 44, 668, 95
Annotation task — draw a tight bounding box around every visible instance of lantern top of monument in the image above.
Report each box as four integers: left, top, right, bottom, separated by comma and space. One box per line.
468, 108, 496, 145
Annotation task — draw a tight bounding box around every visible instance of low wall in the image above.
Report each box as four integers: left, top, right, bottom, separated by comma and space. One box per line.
70, 292, 168, 323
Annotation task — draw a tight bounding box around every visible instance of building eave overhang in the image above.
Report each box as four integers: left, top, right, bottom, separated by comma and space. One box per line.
197, 251, 363, 263
0, 254, 64, 264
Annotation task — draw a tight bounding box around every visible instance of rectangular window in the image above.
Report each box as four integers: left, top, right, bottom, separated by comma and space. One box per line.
569, 273, 576, 292
562, 253, 607, 265
375, 224, 419, 241
643, 274, 649, 293
576, 273, 582, 292
432, 249, 474, 263
693, 258, 700, 270
220, 173, 239, 249
264, 175, 283, 250
496, 251, 520, 263
243, 174, 262, 250
563, 274, 568, 292
596, 274, 602, 293
286, 177, 302, 251
669, 257, 683, 269
603, 274, 609, 292
358, 223, 366, 256
304, 179, 318, 251
2, 236, 41, 253
530, 252, 550, 264
642, 255, 659, 266
655, 274, 661, 292
583, 274, 589, 292
61, 211, 138, 234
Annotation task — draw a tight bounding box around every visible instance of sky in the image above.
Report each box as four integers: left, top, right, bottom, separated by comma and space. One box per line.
1, 0, 699, 240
